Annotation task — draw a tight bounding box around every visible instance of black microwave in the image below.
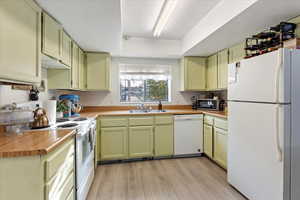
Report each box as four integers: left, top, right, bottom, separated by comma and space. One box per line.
196, 99, 220, 110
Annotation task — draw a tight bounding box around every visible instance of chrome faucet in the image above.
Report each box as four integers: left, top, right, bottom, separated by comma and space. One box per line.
136, 103, 151, 112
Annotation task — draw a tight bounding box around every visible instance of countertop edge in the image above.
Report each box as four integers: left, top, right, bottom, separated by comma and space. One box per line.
81, 110, 227, 119
0, 130, 76, 158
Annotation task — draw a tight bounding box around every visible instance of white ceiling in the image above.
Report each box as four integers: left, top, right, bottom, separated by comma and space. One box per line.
36, 0, 300, 58
121, 0, 221, 40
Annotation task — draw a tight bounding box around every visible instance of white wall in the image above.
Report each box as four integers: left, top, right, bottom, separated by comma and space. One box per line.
52, 57, 200, 106
0, 69, 49, 107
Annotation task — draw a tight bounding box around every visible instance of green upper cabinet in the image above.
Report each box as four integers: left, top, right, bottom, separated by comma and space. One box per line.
60, 30, 72, 67
71, 42, 80, 89
129, 126, 154, 158
0, 0, 41, 83
86, 52, 111, 91
228, 42, 245, 64
206, 54, 218, 91
101, 127, 128, 160
78, 49, 87, 90
181, 57, 206, 91
47, 69, 71, 89
42, 12, 61, 60
217, 49, 229, 89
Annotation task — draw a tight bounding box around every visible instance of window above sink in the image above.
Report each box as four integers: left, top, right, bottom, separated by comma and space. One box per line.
119, 64, 171, 103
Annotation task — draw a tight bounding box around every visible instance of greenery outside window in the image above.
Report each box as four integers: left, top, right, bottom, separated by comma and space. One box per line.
120, 64, 171, 103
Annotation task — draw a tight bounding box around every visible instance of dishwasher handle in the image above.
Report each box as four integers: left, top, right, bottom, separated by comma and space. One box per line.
174, 115, 203, 121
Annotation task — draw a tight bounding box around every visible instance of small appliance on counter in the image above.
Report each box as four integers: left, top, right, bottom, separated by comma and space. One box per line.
191, 96, 223, 111
59, 94, 82, 117
191, 96, 198, 109
196, 99, 220, 110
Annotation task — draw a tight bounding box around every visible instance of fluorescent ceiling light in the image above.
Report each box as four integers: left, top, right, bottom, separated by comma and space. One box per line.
153, 0, 178, 38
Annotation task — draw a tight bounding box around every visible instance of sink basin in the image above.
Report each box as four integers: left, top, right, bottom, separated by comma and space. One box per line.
129, 109, 166, 113
150, 110, 167, 113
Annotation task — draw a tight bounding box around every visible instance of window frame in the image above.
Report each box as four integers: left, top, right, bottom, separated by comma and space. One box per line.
119, 65, 172, 104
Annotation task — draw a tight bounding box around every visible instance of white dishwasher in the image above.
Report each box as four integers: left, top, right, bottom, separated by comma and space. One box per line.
174, 114, 203, 156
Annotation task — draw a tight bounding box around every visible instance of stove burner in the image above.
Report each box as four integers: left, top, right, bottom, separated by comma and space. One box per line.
57, 123, 79, 129
73, 117, 88, 122
56, 118, 70, 123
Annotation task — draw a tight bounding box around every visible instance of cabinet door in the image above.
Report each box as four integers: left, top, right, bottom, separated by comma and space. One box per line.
60, 30, 72, 67
42, 12, 61, 59
71, 42, 79, 89
217, 49, 229, 89
203, 124, 213, 159
86, 53, 111, 90
129, 126, 153, 158
47, 69, 71, 89
0, 0, 41, 83
229, 42, 245, 64
78, 49, 86, 90
101, 127, 128, 160
213, 127, 228, 169
182, 57, 206, 91
154, 125, 173, 157
206, 54, 218, 90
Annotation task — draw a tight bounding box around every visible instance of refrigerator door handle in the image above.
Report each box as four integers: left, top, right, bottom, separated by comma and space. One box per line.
275, 105, 283, 162
274, 49, 283, 103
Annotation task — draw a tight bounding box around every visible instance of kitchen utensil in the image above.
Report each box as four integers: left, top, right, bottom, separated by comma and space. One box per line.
31, 106, 49, 129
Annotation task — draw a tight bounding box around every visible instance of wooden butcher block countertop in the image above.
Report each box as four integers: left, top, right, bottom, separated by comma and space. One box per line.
0, 129, 75, 158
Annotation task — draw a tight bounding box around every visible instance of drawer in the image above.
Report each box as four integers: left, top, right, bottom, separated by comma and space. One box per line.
155, 116, 173, 125
45, 139, 74, 181
204, 115, 214, 125
129, 117, 154, 126
66, 188, 75, 200
101, 117, 128, 127
45, 172, 74, 200
45, 156, 74, 196
214, 117, 228, 130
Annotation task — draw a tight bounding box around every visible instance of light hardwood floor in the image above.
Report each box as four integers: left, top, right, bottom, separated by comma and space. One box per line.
87, 157, 247, 200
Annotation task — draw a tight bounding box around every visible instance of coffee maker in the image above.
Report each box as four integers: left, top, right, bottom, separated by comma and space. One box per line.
191, 96, 198, 110
59, 94, 82, 117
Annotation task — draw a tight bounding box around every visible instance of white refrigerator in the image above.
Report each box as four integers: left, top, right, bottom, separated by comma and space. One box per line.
227, 48, 300, 200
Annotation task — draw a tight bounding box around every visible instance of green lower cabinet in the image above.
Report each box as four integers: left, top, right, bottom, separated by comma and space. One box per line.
129, 126, 154, 158
154, 125, 174, 157
203, 124, 213, 159
100, 127, 128, 160
213, 127, 228, 169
